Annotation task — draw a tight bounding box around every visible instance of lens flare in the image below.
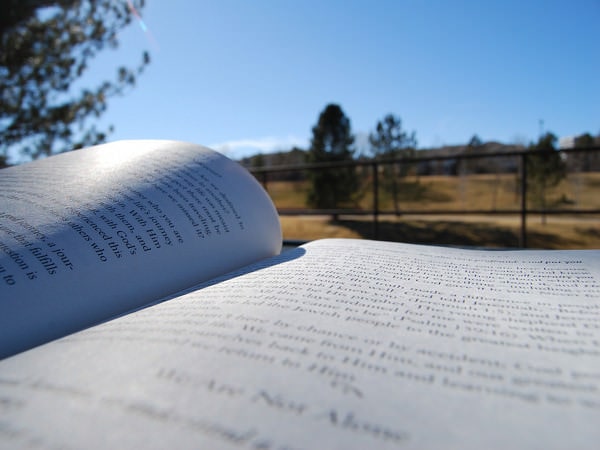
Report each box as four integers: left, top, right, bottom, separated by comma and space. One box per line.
126, 0, 158, 50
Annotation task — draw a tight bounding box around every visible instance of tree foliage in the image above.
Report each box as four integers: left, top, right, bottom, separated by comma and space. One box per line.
369, 114, 417, 212
572, 133, 600, 172
467, 134, 483, 148
1, 0, 149, 161
461, 134, 484, 174
306, 104, 359, 208
574, 133, 595, 148
369, 114, 417, 160
526, 132, 566, 223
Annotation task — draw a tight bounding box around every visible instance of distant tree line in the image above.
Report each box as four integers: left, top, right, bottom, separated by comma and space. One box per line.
242, 103, 599, 210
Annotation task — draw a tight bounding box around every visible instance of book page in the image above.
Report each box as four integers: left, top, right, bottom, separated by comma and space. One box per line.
0, 239, 599, 449
0, 140, 281, 358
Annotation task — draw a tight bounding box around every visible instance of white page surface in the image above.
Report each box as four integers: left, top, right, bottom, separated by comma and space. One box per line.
1, 239, 599, 449
0, 140, 281, 357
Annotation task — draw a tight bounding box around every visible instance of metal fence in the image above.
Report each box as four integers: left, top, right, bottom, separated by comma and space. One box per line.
249, 146, 600, 248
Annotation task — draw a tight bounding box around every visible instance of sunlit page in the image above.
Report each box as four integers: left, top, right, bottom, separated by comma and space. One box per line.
0, 140, 281, 357
0, 239, 598, 449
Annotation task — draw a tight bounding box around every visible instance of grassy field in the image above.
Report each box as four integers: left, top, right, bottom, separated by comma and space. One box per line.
262, 172, 600, 249
280, 214, 600, 249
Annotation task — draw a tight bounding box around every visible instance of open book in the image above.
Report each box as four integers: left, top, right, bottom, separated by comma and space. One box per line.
1, 140, 599, 449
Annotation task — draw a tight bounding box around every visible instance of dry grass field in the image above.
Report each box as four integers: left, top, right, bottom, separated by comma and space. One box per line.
263, 172, 600, 249
280, 214, 600, 249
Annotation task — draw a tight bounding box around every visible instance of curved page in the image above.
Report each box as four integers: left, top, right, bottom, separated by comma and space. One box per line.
0, 140, 281, 358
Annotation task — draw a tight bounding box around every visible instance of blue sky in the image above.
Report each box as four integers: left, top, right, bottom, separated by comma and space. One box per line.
89, 0, 599, 159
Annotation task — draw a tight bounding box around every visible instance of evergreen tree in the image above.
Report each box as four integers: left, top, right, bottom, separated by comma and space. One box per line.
527, 132, 566, 224
573, 133, 598, 172
369, 114, 417, 212
306, 104, 358, 209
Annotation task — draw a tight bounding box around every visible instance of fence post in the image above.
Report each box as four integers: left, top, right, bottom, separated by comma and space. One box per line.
372, 162, 379, 239
520, 153, 527, 248
261, 171, 268, 191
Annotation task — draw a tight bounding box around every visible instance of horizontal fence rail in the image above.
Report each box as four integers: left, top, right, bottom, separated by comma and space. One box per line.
248, 146, 600, 248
